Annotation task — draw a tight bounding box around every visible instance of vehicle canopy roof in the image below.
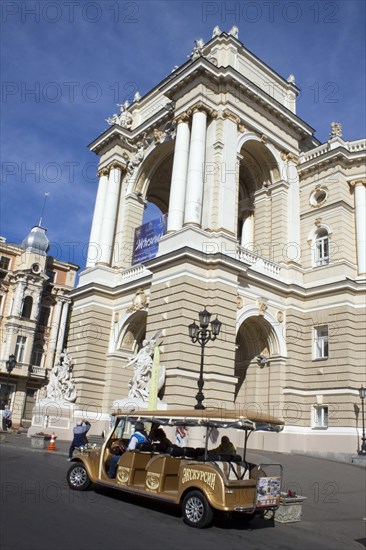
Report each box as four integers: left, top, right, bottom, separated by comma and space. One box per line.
112, 408, 284, 432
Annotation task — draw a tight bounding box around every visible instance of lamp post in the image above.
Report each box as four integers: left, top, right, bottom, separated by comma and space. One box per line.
5, 354, 16, 405
358, 385, 366, 455
188, 308, 222, 410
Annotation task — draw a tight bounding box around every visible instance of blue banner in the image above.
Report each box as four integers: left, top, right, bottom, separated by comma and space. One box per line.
132, 215, 167, 265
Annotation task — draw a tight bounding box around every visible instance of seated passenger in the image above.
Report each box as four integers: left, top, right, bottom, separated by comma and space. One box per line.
210, 436, 236, 456
152, 428, 173, 450
127, 422, 150, 450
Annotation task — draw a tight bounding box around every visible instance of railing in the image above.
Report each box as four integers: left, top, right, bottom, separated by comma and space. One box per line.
237, 246, 282, 277
29, 365, 47, 378
300, 138, 366, 163
119, 264, 151, 282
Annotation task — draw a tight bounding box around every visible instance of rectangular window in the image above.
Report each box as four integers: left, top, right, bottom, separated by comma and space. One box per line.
39, 307, 50, 327
314, 325, 329, 359
31, 346, 43, 367
0, 256, 10, 270
15, 336, 27, 363
312, 405, 328, 429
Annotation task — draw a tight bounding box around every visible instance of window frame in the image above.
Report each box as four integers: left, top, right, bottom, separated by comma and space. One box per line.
312, 404, 329, 430
313, 325, 329, 360
314, 230, 330, 266
15, 335, 27, 363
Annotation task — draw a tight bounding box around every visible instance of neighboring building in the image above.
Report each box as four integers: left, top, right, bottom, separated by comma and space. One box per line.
67, 27, 365, 457
0, 227, 78, 426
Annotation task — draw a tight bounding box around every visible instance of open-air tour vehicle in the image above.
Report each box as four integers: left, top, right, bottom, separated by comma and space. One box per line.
66, 408, 284, 528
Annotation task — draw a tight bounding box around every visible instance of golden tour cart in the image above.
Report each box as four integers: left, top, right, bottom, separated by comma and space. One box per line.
66, 408, 284, 528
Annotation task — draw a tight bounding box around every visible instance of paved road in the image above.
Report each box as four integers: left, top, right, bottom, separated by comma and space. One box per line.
0, 436, 365, 550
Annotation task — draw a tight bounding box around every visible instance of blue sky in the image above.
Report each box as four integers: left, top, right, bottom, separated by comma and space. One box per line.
1, 0, 365, 270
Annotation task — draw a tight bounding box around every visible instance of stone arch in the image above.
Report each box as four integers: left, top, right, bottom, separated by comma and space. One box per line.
236, 136, 284, 252
234, 308, 286, 402
127, 139, 175, 214
115, 310, 147, 354
237, 133, 285, 178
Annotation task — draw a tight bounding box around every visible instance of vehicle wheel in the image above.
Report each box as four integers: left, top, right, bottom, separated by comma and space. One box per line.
67, 463, 91, 491
182, 490, 214, 528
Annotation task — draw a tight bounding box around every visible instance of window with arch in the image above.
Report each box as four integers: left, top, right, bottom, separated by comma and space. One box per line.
314, 228, 330, 266
21, 296, 33, 319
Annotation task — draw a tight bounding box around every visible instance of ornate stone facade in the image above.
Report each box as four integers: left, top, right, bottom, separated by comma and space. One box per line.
67, 29, 365, 458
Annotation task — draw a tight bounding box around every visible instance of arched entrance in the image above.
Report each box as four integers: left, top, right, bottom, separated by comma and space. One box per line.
237, 137, 283, 260
235, 313, 284, 413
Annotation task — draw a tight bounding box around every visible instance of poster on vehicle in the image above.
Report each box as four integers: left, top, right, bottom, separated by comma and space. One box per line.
256, 476, 281, 507
132, 215, 167, 265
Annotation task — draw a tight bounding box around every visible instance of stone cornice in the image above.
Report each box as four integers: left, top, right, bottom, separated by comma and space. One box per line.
160, 58, 315, 138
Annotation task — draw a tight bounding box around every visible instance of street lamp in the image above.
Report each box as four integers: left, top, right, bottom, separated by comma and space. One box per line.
358, 385, 366, 455
188, 308, 222, 410
5, 354, 16, 405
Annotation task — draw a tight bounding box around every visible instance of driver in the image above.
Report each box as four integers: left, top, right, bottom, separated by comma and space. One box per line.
108, 422, 150, 478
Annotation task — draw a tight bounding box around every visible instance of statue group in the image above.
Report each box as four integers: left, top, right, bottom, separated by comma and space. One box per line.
45, 349, 77, 402
124, 335, 165, 402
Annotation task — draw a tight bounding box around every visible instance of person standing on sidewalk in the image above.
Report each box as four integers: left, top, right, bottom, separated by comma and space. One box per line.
2, 405, 12, 431
68, 419, 91, 460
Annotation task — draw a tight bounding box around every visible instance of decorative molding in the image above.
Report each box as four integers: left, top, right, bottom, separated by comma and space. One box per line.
277, 311, 284, 323
330, 122, 342, 139
126, 288, 148, 313
257, 298, 268, 315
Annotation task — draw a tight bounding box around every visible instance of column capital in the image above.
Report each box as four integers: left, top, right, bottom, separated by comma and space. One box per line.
173, 112, 190, 125
222, 108, 241, 125
349, 178, 366, 188
109, 160, 126, 172
187, 101, 213, 117
96, 167, 110, 178
281, 151, 299, 164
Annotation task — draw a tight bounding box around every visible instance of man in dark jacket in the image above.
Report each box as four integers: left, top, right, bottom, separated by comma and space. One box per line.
68, 419, 91, 460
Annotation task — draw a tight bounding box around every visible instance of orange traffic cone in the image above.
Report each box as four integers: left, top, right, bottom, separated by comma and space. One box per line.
47, 433, 56, 451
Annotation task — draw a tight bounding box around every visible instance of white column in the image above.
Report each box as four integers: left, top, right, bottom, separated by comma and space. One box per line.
353, 180, 366, 275
48, 298, 63, 365
183, 109, 207, 227
98, 164, 122, 266
86, 169, 109, 267
55, 300, 70, 360
241, 211, 254, 247
286, 154, 301, 262
167, 116, 190, 232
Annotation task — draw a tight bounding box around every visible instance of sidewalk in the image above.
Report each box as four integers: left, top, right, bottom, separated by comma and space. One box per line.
0, 430, 71, 456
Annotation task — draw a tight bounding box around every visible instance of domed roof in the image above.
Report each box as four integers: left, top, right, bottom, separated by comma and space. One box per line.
22, 225, 50, 256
